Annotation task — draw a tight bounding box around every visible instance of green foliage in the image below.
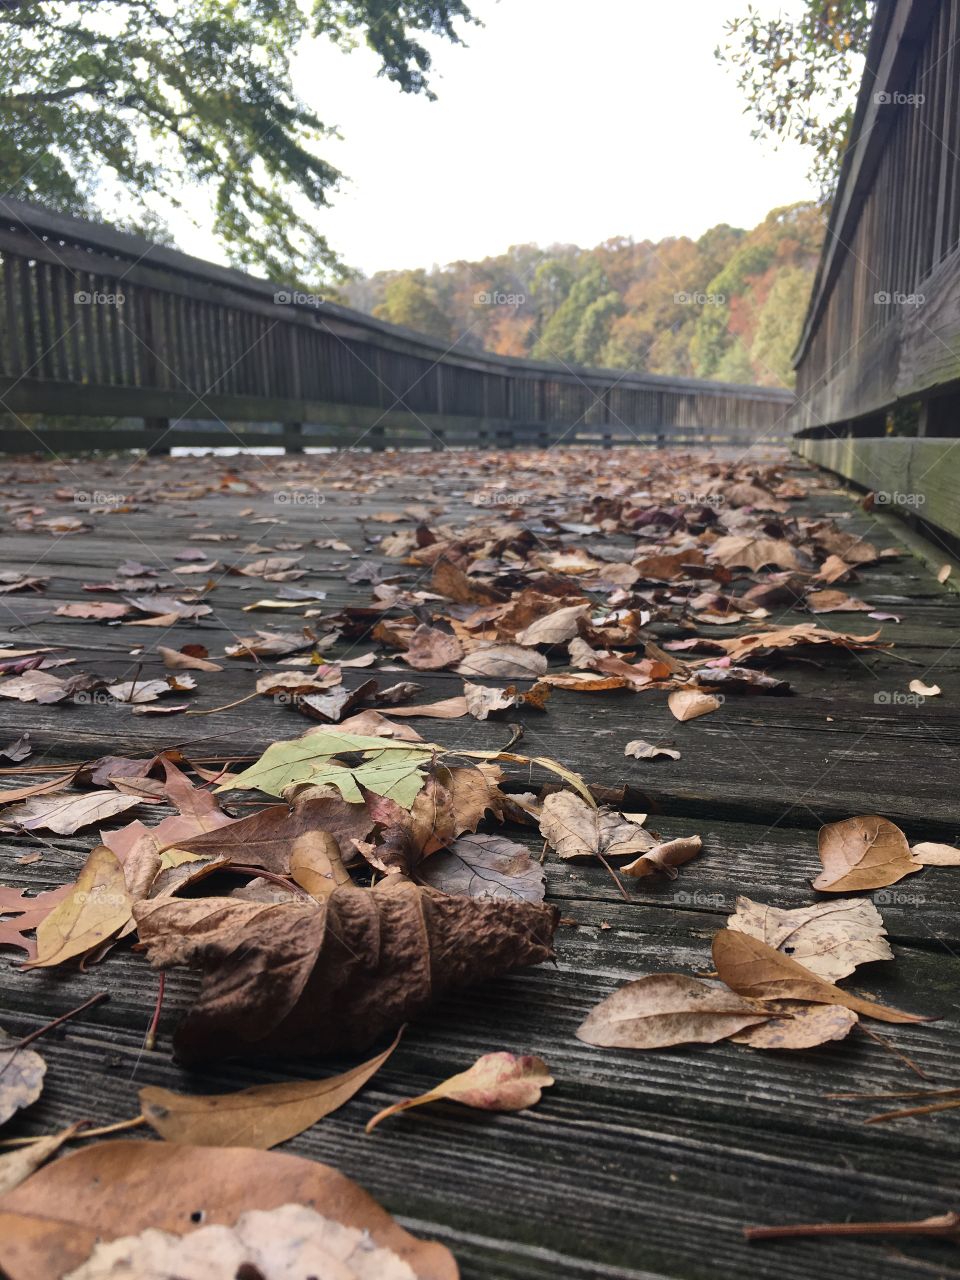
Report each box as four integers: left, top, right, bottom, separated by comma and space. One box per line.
0, 0, 475, 280
373, 271, 452, 340
348, 202, 824, 388
716, 1, 874, 193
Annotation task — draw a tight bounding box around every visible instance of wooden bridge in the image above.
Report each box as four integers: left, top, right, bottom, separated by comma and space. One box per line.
793, 0, 960, 545
0, 198, 792, 456
2, 3, 960, 1279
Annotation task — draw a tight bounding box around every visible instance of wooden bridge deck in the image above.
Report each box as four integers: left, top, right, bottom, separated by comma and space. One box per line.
1, 445, 959, 1280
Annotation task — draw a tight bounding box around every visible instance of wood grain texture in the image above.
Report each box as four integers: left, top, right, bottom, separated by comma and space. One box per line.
0, 450, 958, 1279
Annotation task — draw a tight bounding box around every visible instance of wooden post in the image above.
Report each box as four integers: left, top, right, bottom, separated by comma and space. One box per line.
144, 417, 170, 455
284, 421, 303, 454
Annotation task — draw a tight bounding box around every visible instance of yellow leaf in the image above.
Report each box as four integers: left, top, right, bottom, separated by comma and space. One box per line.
28, 846, 131, 968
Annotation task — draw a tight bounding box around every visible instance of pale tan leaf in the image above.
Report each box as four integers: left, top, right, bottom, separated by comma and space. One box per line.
455, 645, 547, 679
730, 1001, 859, 1050
621, 835, 702, 878
911, 841, 960, 866
668, 689, 721, 722
539, 791, 654, 862
366, 1052, 552, 1132
513, 604, 590, 646
624, 739, 680, 761
0, 791, 140, 835
576, 973, 772, 1049
157, 647, 222, 672
727, 895, 892, 981
909, 679, 941, 697
0, 1126, 80, 1196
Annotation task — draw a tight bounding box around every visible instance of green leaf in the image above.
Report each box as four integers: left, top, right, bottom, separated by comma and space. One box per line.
218, 732, 433, 807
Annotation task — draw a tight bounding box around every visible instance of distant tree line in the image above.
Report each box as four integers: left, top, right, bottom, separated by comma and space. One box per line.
347, 202, 824, 388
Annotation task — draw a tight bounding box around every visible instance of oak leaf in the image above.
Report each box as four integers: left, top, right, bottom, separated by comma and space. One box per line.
366, 1052, 552, 1132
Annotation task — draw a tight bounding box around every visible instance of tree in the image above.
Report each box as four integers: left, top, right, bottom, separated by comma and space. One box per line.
0, 0, 475, 280
373, 271, 452, 341
716, 1, 873, 194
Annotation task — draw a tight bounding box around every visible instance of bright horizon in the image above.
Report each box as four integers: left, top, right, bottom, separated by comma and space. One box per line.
150, 0, 823, 279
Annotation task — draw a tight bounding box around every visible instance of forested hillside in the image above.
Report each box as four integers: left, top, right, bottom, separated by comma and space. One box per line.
345, 202, 823, 387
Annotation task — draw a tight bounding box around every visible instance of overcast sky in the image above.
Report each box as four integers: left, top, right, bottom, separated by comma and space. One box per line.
165, 0, 819, 276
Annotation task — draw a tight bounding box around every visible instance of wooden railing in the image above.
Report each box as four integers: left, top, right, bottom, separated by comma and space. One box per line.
792, 0, 960, 543
0, 197, 792, 454
793, 0, 960, 439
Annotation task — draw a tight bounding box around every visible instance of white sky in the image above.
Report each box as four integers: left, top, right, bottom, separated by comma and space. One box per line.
164, 0, 818, 276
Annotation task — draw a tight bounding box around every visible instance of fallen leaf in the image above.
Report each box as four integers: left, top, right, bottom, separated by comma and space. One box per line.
366, 1051, 552, 1132
539, 791, 654, 862
0, 1028, 45, 1125
220, 731, 434, 808
806, 589, 870, 613
417, 833, 545, 903
730, 1001, 859, 1049
0, 1125, 80, 1197
727, 895, 893, 981
712, 929, 928, 1023
909, 679, 941, 697
402, 625, 464, 671
28, 845, 131, 968
141, 1030, 401, 1148
456, 645, 548, 679
576, 974, 773, 1048
135, 877, 558, 1059
0, 1141, 457, 1280
54, 602, 131, 620
380, 696, 469, 719
911, 841, 960, 865
158, 646, 222, 672
0, 791, 140, 835
938, 563, 952, 583
624, 739, 680, 761
514, 604, 590, 646
621, 835, 702, 878
814, 815, 922, 891
0, 734, 32, 763
668, 689, 721, 721
708, 534, 802, 571
0, 885, 74, 960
